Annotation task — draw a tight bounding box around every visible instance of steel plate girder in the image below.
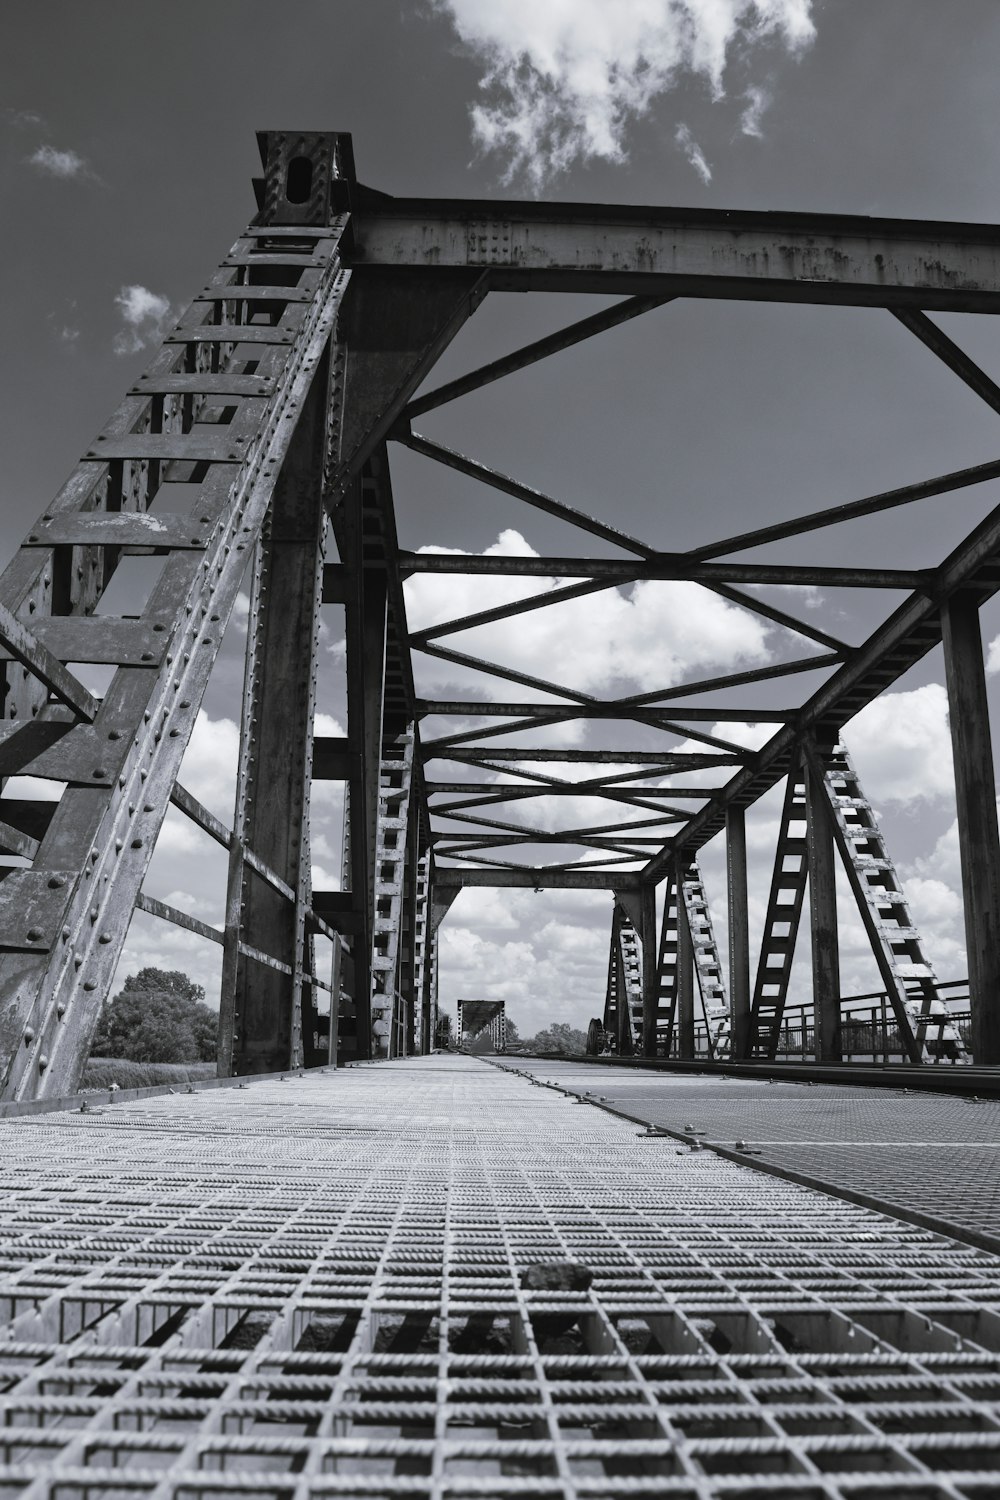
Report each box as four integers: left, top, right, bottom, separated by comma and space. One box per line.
352, 197, 1000, 308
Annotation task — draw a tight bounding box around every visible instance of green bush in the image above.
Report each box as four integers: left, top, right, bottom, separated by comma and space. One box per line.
90, 968, 218, 1064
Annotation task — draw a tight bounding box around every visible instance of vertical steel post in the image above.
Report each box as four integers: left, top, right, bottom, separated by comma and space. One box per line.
639, 881, 658, 1056
806, 744, 841, 1061
726, 805, 751, 1061
341, 483, 386, 1061
328, 933, 343, 1068
219, 348, 331, 1076
941, 593, 1000, 1064
677, 859, 695, 1060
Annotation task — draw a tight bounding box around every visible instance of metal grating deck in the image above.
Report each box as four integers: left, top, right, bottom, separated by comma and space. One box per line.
0, 1055, 999, 1496
506, 1059, 1000, 1250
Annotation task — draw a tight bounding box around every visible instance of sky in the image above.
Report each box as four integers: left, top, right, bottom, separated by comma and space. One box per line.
3, 1, 1000, 1041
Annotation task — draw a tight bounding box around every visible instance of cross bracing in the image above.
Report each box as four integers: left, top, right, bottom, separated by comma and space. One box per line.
2, 128, 1000, 1100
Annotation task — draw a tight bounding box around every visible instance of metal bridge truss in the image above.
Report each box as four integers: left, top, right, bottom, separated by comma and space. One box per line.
3, 128, 1000, 1100
456, 998, 506, 1053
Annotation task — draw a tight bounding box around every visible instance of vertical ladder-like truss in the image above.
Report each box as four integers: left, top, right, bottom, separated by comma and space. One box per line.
649, 859, 728, 1058
742, 744, 941, 1064
372, 726, 414, 1058
603, 902, 643, 1055
816, 741, 964, 1061
0, 138, 355, 1098
682, 863, 730, 1059
745, 759, 811, 1059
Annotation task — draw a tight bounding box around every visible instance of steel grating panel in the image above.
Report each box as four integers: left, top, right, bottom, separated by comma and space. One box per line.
0, 1058, 999, 1496
505, 1060, 1000, 1251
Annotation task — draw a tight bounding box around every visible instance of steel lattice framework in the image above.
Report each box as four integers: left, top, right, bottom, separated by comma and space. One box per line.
2, 128, 1000, 1101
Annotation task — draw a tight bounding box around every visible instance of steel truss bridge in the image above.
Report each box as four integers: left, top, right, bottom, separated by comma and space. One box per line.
5, 125, 1000, 1498
2, 126, 1000, 1102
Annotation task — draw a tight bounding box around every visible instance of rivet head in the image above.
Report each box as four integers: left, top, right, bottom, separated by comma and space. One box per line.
38, 1055, 48, 1070
92, 768, 107, 779
98, 934, 112, 944
131, 838, 143, 849
83, 981, 97, 991
108, 730, 121, 741
47, 876, 65, 889
26, 927, 43, 942
23, 1028, 34, 1043
56, 1002, 66, 1018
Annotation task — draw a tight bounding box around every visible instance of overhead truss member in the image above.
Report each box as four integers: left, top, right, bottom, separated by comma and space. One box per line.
2, 129, 1000, 1100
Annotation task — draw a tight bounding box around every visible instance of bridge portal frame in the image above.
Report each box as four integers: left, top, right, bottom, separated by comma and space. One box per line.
1, 128, 1000, 1100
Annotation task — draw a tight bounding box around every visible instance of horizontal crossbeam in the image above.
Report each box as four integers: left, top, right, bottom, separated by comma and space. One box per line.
353, 199, 1000, 308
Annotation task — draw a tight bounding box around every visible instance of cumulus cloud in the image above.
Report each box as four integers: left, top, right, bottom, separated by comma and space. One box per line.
433, 0, 815, 187
842, 683, 954, 805
406, 528, 772, 702
675, 123, 712, 183
113, 283, 172, 356
27, 143, 91, 179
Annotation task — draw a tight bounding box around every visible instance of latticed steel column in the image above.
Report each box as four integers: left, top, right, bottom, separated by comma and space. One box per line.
0, 132, 353, 1100
218, 348, 331, 1076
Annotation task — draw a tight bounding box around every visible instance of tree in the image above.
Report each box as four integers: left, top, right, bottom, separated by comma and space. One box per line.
91, 969, 218, 1063
504, 1017, 521, 1045
527, 1022, 587, 1055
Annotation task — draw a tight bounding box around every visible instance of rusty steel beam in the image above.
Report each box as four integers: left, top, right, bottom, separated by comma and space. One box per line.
352, 196, 1000, 308
399, 548, 928, 589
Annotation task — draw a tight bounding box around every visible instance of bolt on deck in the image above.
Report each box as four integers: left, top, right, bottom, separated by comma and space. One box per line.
0, 1054, 999, 1497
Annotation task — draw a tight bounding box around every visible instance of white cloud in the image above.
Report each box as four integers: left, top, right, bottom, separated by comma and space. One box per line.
407, 528, 772, 702
739, 84, 770, 138
5, 108, 44, 130
434, 0, 815, 187
113, 284, 172, 356
177, 711, 240, 822
314, 712, 346, 738
28, 144, 90, 179
842, 683, 953, 804
986, 632, 1000, 675
675, 123, 712, 184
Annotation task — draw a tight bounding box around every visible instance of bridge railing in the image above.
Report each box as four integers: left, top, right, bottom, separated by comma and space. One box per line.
680, 980, 971, 1063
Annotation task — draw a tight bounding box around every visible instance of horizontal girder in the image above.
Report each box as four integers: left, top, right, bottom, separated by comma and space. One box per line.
352, 191, 1000, 308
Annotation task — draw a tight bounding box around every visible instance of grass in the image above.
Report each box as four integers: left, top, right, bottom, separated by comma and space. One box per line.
81, 1058, 217, 1091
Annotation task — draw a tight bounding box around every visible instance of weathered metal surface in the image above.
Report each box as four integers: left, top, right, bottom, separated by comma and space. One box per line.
0, 208, 351, 1099
354, 197, 1000, 306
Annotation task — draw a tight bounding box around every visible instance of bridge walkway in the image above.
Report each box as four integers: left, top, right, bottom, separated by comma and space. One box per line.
0, 1055, 998, 1496
505, 1058, 1000, 1253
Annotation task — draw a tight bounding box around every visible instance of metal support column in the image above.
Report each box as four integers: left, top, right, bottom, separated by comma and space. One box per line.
676, 862, 695, 1060
640, 882, 658, 1057
215, 362, 331, 1075
806, 743, 842, 1061
941, 593, 1000, 1064
726, 805, 751, 1062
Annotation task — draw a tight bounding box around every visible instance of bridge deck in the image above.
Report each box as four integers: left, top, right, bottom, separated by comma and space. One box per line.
0, 1055, 999, 1496
507, 1058, 1000, 1254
